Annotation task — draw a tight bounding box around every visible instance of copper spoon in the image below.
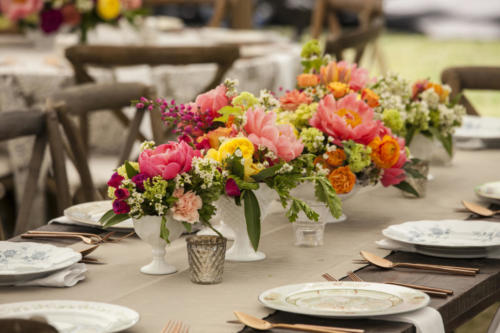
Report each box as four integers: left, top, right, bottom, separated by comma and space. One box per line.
462, 200, 500, 217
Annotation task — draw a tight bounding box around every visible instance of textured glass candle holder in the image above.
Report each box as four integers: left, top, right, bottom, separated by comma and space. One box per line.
186, 236, 227, 284
292, 220, 326, 247
402, 160, 430, 198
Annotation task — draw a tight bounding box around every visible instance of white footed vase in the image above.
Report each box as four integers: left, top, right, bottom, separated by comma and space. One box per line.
409, 133, 453, 166
133, 215, 184, 275
215, 195, 266, 262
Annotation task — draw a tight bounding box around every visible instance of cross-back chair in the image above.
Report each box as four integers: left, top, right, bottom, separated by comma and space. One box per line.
48, 82, 156, 203
0, 108, 70, 235
142, 0, 227, 27
441, 66, 500, 116
65, 44, 240, 146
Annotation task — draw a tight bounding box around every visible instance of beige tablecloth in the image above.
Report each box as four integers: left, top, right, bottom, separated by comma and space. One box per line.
1, 150, 499, 332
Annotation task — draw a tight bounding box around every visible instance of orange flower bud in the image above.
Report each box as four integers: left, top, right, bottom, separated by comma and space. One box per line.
325, 149, 346, 167
297, 73, 320, 88
327, 82, 350, 99
369, 135, 400, 169
206, 127, 233, 149
328, 166, 356, 194
361, 88, 380, 108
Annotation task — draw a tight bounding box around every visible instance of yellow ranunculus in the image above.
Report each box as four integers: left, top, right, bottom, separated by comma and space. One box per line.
97, 0, 121, 21
206, 148, 221, 162
218, 137, 254, 160
244, 162, 263, 180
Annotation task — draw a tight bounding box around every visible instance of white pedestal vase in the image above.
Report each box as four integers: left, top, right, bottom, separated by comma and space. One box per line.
409, 133, 453, 166
216, 195, 266, 262
255, 184, 279, 219
133, 215, 184, 275
196, 208, 236, 240
26, 30, 56, 51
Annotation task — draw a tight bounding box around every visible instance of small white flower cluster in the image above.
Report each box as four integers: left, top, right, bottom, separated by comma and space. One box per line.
140, 141, 155, 152
174, 173, 192, 187
420, 88, 440, 109
304, 85, 327, 100
371, 73, 410, 116
223, 78, 239, 97
277, 163, 293, 174
437, 103, 466, 135
315, 163, 330, 176
406, 101, 430, 131
76, 0, 93, 12
191, 156, 220, 189
264, 150, 277, 160
127, 192, 145, 219
258, 90, 280, 109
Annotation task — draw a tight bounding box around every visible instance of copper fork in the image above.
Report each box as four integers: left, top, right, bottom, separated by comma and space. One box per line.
161, 320, 189, 333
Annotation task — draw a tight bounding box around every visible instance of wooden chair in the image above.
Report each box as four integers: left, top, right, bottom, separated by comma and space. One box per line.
48, 82, 156, 202
324, 16, 384, 65
441, 66, 500, 116
0, 109, 70, 235
65, 44, 240, 146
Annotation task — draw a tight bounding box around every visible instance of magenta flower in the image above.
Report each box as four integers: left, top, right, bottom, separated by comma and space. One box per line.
138, 141, 201, 180
244, 107, 304, 162
131, 173, 148, 191
0, 0, 42, 21
225, 178, 241, 197
309, 93, 381, 146
40, 9, 64, 34
112, 200, 130, 215
114, 188, 130, 200
107, 172, 124, 188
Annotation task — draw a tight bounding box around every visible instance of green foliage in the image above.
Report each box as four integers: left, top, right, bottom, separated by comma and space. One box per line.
287, 198, 319, 222
232, 176, 259, 191
251, 163, 283, 182
242, 190, 261, 251
160, 216, 170, 243
314, 177, 342, 219
225, 154, 245, 179
394, 180, 420, 197
213, 106, 244, 123
428, 127, 453, 157
182, 222, 192, 233
125, 160, 138, 179
100, 210, 129, 228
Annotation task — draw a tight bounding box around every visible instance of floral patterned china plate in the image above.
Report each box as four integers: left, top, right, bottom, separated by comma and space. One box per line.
0, 242, 81, 286
64, 201, 134, 231
475, 181, 500, 204
383, 220, 500, 248
0, 300, 139, 333
259, 281, 429, 318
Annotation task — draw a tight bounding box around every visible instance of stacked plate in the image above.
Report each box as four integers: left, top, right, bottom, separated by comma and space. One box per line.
63, 200, 133, 231
454, 115, 500, 149
259, 281, 429, 318
0, 242, 81, 286
475, 181, 500, 204
382, 220, 500, 258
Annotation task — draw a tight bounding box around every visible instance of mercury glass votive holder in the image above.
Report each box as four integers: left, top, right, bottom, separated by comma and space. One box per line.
403, 160, 430, 198
186, 235, 227, 284
292, 220, 326, 247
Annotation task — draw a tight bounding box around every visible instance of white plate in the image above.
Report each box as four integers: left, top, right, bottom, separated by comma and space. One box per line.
0, 300, 139, 333
64, 201, 134, 231
414, 244, 488, 259
454, 115, 500, 140
259, 281, 429, 318
475, 181, 500, 204
383, 220, 500, 248
0, 242, 81, 285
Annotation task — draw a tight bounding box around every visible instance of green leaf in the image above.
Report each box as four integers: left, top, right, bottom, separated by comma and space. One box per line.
160, 216, 170, 243
405, 127, 417, 146
226, 155, 245, 179
242, 190, 261, 251
428, 128, 453, 157
99, 209, 115, 224
395, 180, 420, 198
182, 222, 192, 233
251, 163, 283, 182
315, 178, 342, 219
102, 213, 129, 228
232, 176, 259, 191
213, 106, 243, 123
125, 160, 138, 179
286, 198, 319, 222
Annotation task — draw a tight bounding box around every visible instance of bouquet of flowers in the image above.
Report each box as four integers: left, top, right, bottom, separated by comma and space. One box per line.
136, 79, 342, 251
273, 40, 420, 196
100, 140, 224, 242
369, 73, 465, 157
0, 0, 146, 42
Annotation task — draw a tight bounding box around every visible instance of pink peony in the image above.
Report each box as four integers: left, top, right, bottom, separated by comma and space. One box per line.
194, 84, 230, 116
0, 0, 43, 21
123, 0, 141, 10
244, 107, 304, 162
279, 90, 312, 111
309, 93, 381, 145
138, 141, 201, 180
320, 61, 369, 92
171, 188, 202, 224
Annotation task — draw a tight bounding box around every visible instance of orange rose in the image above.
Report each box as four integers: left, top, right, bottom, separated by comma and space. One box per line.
361, 88, 380, 108
314, 156, 330, 170
327, 82, 350, 99
328, 166, 356, 194
426, 82, 449, 103
369, 135, 400, 169
297, 73, 320, 88
206, 127, 233, 149
325, 149, 346, 167
279, 90, 313, 111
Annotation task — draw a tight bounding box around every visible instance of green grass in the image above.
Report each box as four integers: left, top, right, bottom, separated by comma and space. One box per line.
364, 32, 500, 117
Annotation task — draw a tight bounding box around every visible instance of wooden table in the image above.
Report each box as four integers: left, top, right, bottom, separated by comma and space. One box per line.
5, 150, 500, 332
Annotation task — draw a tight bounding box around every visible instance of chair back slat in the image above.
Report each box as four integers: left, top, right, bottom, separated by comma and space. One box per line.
0, 111, 45, 141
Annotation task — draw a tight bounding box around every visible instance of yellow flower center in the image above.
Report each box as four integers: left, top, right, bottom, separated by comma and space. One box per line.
335, 108, 362, 128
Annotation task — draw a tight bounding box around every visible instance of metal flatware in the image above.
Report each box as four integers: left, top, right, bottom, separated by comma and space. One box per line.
462, 200, 500, 217
161, 320, 189, 333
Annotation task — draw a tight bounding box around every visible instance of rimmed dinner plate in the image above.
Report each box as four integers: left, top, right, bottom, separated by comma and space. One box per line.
0, 300, 139, 333
475, 181, 500, 204
259, 281, 429, 318
64, 201, 133, 231
382, 220, 500, 248
0, 242, 81, 286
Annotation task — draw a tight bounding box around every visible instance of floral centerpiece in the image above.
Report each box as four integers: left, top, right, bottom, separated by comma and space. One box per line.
99, 140, 223, 274
369, 73, 465, 159
0, 0, 146, 43
274, 40, 421, 198
137, 79, 342, 261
